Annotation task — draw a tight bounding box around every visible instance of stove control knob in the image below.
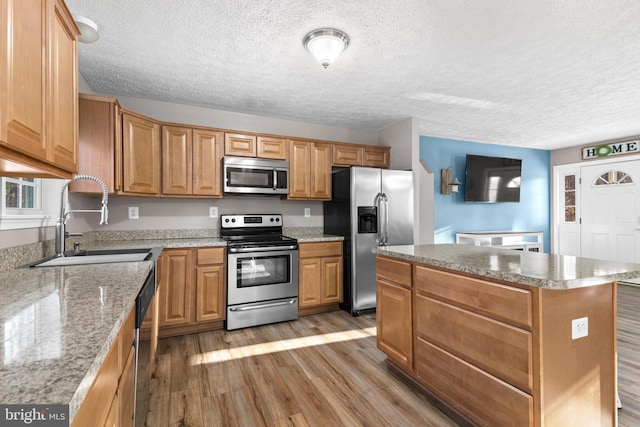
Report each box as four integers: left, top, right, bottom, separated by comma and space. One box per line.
231, 218, 236, 223
276, 217, 280, 222
224, 218, 229, 223
270, 217, 274, 222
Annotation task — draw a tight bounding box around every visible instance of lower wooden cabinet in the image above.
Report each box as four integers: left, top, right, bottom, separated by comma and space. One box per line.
72, 307, 135, 427
376, 257, 413, 371
157, 247, 226, 337
298, 241, 343, 315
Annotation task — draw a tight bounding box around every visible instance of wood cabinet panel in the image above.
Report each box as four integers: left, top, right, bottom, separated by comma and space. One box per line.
415, 294, 533, 392
197, 247, 225, 265
118, 345, 135, 427
192, 129, 223, 196
162, 126, 192, 195
415, 337, 533, 427
414, 265, 533, 329
310, 142, 332, 199
72, 94, 120, 193
289, 140, 311, 198
47, 0, 78, 172
122, 111, 160, 195
195, 265, 225, 322
104, 395, 118, 427
158, 249, 193, 327
299, 241, 342, 258
257, 136, 288, 160
362, 146, 390, 168
119, 307, 135, 373
224, 132, 256, 157
376, 280, 412, 371
321, 257, 342, 303
376, 257, 412, 288
333, 144, 362, 166
299, 258, 322, 307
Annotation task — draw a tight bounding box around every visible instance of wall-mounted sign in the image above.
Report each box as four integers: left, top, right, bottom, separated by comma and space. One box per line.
582, 140, 640, 160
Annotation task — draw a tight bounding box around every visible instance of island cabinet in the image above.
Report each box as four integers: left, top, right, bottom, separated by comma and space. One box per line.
161, 125, 223, 197
224, 132, 288, 160
72, 306, 136, 427
298, 241, 343, 316
288, 139, 332, 200
375, 253, 618, 427
0, 0, 79, 178
156, 247, 226, 337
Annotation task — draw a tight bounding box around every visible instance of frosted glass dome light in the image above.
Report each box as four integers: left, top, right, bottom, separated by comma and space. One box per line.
303, 28, 349, 68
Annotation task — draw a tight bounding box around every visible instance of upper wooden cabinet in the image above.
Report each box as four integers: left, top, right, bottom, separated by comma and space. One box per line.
289, 139, 331, 200
224, 132, 288, 160
333, 143, 390, 169
0, 0, 79, 178
162, 125, 223, 197
122, 110, 160, 195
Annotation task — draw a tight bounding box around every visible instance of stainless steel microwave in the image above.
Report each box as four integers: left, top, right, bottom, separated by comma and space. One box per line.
223, 156, 289, 195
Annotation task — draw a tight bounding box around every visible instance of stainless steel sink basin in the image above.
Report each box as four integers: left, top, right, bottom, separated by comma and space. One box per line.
26, 248, 155, 268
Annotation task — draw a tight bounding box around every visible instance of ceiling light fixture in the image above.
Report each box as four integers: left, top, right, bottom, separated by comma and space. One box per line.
74, 16, 100, 44
303, 28, 349, 68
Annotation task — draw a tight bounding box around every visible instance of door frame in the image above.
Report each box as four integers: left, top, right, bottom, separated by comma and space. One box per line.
552, 153, 640, 254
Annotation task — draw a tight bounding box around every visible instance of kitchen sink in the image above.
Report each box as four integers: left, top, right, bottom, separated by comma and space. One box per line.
26, 248, 155, 268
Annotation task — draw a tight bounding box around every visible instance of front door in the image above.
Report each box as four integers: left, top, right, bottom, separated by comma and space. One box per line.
580, 160, 640, 262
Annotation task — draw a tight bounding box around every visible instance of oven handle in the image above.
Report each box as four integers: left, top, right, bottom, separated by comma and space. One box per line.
228, 245, 298, 253
229, 299, 297, 312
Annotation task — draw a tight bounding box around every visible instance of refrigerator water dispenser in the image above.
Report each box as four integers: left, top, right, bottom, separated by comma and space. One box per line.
358, 206, 378, 233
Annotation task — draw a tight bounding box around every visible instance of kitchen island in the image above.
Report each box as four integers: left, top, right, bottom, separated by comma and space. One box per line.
374, 244, 640, 427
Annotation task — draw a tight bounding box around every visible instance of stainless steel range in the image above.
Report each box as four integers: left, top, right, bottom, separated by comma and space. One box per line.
221, 214, 299, 330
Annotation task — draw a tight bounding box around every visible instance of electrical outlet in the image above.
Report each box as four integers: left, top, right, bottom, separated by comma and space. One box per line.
304, 208, 311, 218
572, 317, 588, 340
128, 206, 139, 220
209, 206, 218, 218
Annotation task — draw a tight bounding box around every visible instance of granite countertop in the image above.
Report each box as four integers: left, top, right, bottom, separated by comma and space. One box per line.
0, 261, 153, 422
285, 231, 344, 243
375, 244, 640, 290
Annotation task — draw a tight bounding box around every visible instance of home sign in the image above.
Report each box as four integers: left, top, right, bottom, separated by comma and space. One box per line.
582, 140, 640, 160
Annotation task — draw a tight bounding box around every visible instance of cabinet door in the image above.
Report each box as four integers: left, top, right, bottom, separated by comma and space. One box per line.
0, 0, 47, 160
224, 132, 256, 157
118, 347, 135, 427
376, 280, 413, 370
72, 95, 119, 193
257, 136, 288, 160
363, 146, 390, 168
288, 139, 311, 198
193, 129, 223, 196
299, 258, 322, 307
333, 144, 362, 166
158, 250, 193, 327
161, 125, 192, 195
195, 266, 225, 322
47, 0, 77, 172
310, 142, 332, 199
321, 257, 343, 303
122, 112, 160, 194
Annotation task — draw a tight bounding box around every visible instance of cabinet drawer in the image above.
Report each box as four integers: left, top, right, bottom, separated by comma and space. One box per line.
376, 257, 412, 288
415, 337, 533, 427
416, 295, 533, 392
299, 241, 342, 258
224, 132, 256, 157
415, 265, 532, 328
197, 247, 225, 265
362, 147, 390, 168
332, 144, 362, 166
257, 136, 288, 160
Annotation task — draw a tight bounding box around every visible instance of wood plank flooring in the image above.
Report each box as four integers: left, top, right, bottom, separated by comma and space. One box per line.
145, 284, 640, 427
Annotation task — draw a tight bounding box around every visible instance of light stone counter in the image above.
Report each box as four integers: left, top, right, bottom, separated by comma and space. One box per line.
0, 261, 153, 422
374, 244, 640, 289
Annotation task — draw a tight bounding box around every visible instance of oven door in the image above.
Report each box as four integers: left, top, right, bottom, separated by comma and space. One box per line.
227, 248, 298, 305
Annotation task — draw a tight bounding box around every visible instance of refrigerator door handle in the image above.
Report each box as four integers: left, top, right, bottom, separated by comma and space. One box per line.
382, 193, 389, 245
375, 192, 384, 246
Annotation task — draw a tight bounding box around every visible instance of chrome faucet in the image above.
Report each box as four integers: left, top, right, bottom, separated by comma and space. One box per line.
55, 175, 109, 256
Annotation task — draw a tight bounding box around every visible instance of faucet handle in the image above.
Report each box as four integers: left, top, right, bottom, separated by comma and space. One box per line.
66, 232, 83, 237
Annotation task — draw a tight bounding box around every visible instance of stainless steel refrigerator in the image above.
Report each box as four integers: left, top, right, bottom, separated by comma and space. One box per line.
324, 167, 414, 316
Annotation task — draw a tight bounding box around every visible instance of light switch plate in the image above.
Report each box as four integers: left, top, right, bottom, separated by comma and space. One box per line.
209, 206, 218, 218
304, 208, 311, 218
572, 317, 588, 340
128, 206, 139, 220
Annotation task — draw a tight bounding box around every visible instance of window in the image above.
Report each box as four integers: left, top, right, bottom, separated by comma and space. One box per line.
0, 178, 61, 230
563, 175, 576, 223
594, 170, 633, 186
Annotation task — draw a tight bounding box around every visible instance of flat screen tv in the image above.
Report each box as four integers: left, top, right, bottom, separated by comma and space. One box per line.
464, 154, 522, 203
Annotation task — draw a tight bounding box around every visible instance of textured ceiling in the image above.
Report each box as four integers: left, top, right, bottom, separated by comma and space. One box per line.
66, 0, 640, 150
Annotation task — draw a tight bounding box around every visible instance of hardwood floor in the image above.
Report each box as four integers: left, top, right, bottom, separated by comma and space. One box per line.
146, 284, 640, 426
